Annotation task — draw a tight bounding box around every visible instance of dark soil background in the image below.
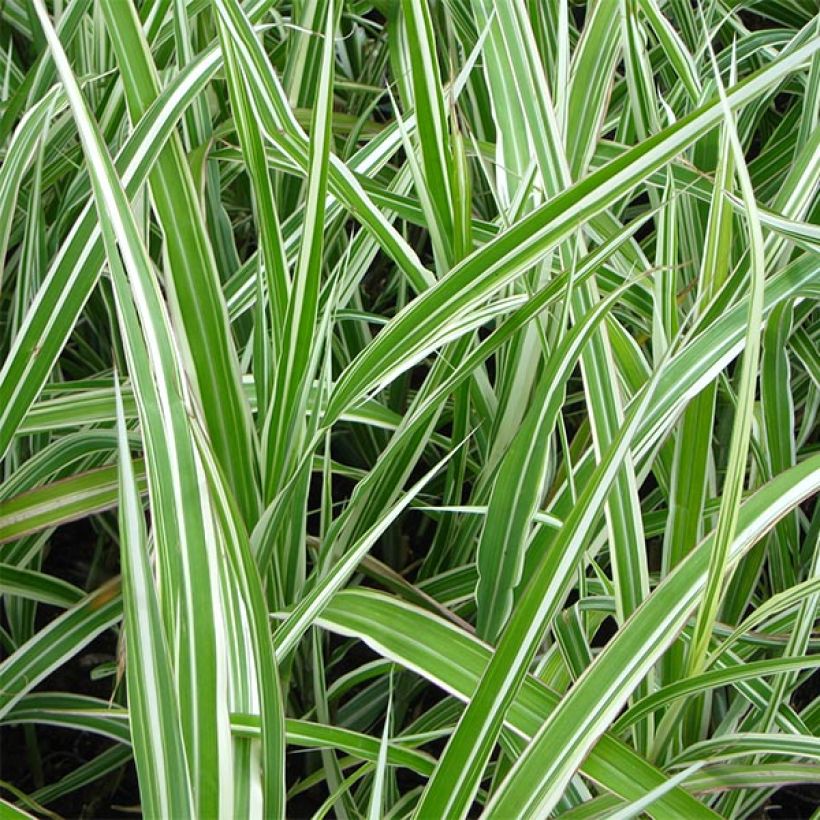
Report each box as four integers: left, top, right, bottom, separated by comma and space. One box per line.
2, 519, 818, 818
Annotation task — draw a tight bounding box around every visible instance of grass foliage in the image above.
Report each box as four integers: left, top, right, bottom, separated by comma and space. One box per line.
0, 0, 819, 816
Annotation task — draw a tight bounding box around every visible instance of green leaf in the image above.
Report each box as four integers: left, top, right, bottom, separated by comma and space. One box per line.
114, 377, 194, 818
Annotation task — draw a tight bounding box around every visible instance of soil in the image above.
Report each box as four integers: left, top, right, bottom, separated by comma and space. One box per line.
2, 526, 818, 818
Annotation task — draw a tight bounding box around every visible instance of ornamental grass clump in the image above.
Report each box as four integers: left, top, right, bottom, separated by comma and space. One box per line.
0, 0, 818, 817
